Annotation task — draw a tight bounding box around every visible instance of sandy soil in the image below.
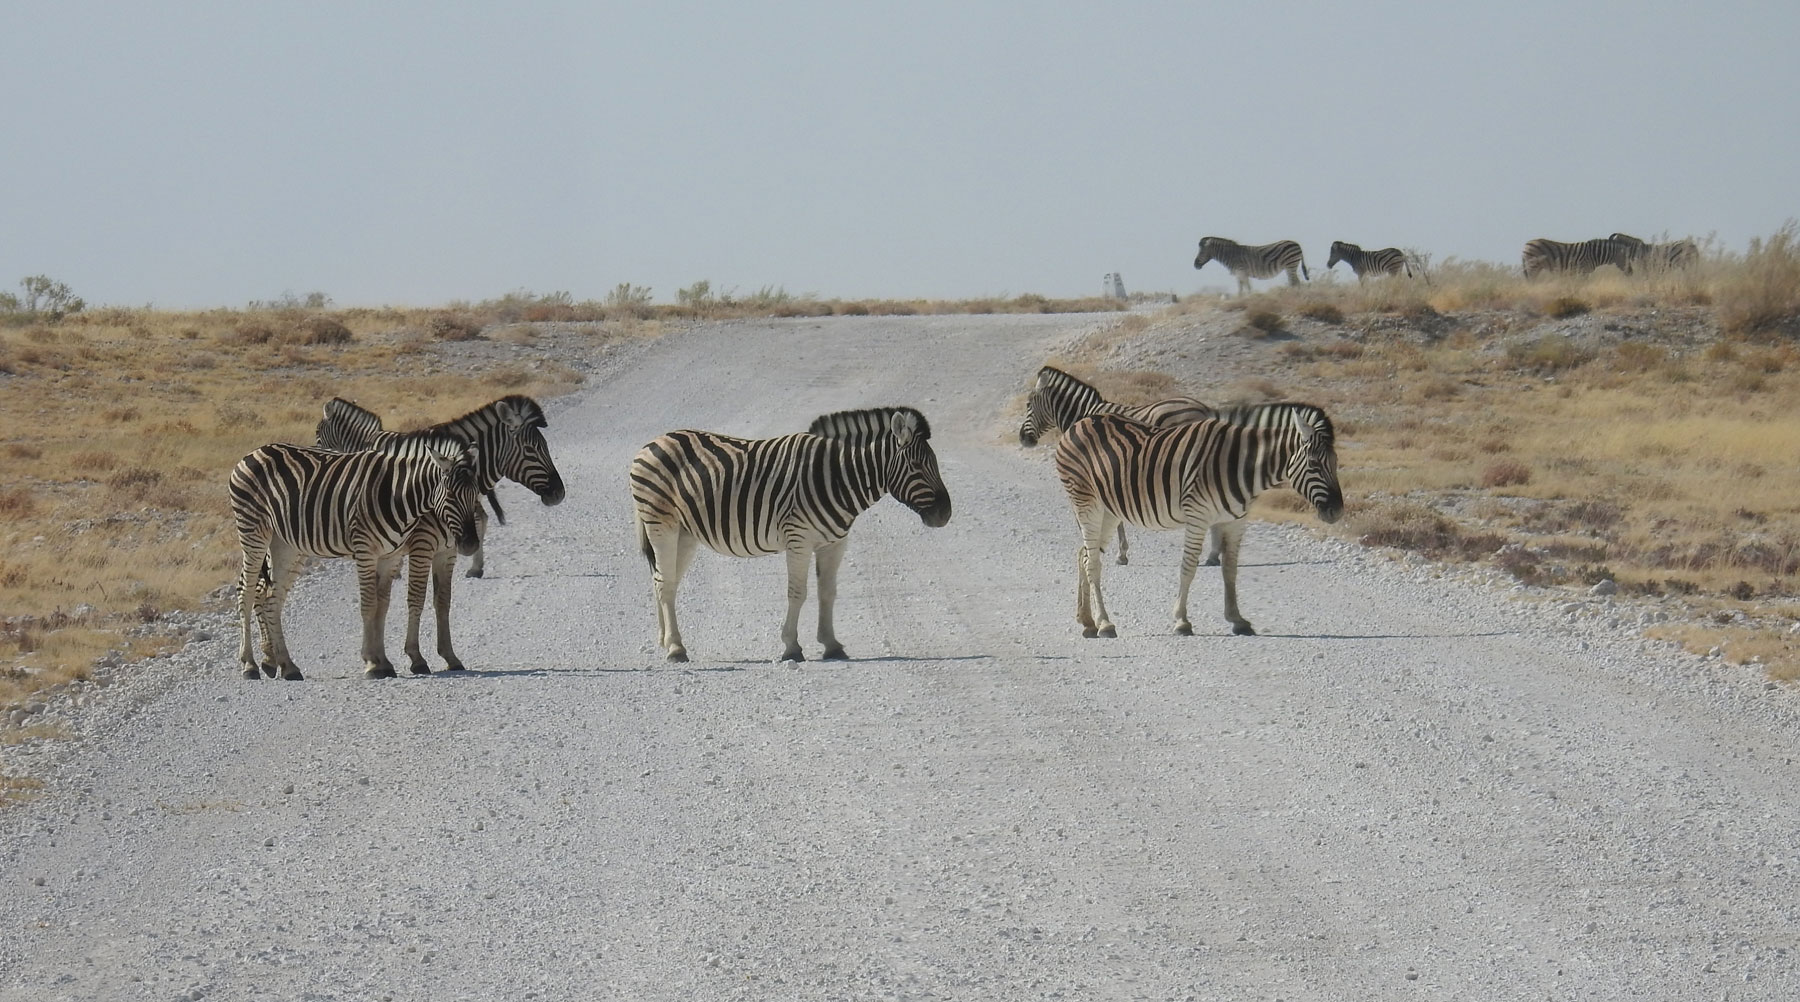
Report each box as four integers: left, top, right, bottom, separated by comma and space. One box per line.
4, 312, 1799, 1000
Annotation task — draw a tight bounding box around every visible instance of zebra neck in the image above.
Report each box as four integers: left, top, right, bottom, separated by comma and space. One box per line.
427, 412, 506, 491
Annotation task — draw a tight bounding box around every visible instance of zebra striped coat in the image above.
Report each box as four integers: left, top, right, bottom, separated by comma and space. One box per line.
315, 395, 566, 578
230, 437, 481, 680
629, 407, 951, 663
1326, 241, 1411, 280
1018, 365, 1216, 564
1053, 406, 1342, 638
1609, 233, 1699, 271
1193, 237, 1309, 294
1521, 236, 1639, 278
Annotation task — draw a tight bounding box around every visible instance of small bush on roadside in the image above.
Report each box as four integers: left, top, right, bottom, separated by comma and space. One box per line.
1547, 296, 1590, 318
1245, 310, 1283, 335
426, 314, 483, 341
1481, 461, 1532, 488
1298, 302, 1344, 324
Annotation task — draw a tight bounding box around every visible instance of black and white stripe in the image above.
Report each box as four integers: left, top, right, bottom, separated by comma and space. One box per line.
1326, 241, 1411, 280
1018, 365, 1217, 564
1610, 233, 1699, 271
1052, 405, 1342, 638
315, 395, 566, 578
1194, 237, 1309, 294
1521, 236, 1639, 278
230, 436, 481, 680
629, 407, 952, 663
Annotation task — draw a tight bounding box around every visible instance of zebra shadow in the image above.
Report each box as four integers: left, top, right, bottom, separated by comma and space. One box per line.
1253, 629, 1516, 641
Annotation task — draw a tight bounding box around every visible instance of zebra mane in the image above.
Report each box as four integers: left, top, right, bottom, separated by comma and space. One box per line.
1036, 365, 1097, 395
449, 394, 548, 430
316, 397, 384, 451
1216, 401, 1335, 447
807, 406, 932, 443
368, 432, 471, 463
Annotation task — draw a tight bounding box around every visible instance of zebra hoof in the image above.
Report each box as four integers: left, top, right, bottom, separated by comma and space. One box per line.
1175, 623, 1194, 636
1098, 625, 1118, 639
779, 649, 805, 663
365, 664, 397, 679
444, 662, 467, 672
241, 666, 261, 680
279, 668, 305, 681
409, 663, 432, 675
1081, 627, 1098, 639
666, 650, 689, 664
1232, 623, 1257, 636
1116, 554, 1129, 566
821, 647, 848, 661
260, 662, 279, 679
1203, 556, 1221, 567
464, 567, 484, 579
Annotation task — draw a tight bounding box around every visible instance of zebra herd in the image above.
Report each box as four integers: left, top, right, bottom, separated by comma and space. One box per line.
227, 370, 1343, 675
1194, 232, 1698, 291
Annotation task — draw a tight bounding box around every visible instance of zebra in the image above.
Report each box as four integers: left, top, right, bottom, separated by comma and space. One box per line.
1521, 236, 1640, 278
1052, 405, 1342, 638
1326, 241, 1411, 280
314, 395, 566, 578
1609, 233, 1699, 271
1193, 237, 1308, 295
629, 406, 952, 663
230, 436, 482, 680
1017, 365, 1216, 564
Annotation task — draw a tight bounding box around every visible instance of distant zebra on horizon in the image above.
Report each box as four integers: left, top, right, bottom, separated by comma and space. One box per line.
230, 437, 482, 680
1521, 235, 1640, 278
1326, 241, 1411, 280
1053, 405, 1343, 639
1194, 237, 1309, 294
1609, 233, 1700, 271
629, 406, 952, 663
1018, 365, 1216, 564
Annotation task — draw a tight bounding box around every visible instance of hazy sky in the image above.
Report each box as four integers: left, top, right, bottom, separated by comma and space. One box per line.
4, 1, 1796, 308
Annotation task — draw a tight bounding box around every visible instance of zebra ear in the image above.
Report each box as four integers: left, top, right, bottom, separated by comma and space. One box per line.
887, 410, 917, 445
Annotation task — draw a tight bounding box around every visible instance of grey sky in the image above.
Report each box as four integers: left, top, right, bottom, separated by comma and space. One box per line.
4, 1, 1795, 308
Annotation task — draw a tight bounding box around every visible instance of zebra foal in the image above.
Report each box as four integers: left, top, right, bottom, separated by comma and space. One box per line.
230, 437, 481, 680
1193, 237, 1309, 295
1326, 241, 1411, 280
1053, 406, 1342, 638
1018, 365, 1216, 564
629, 406, 952, 663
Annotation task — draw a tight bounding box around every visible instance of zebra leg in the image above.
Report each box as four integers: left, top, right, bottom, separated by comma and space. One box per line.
1115, 523, 1130, 565
645, 526, 692, 662
237, 543, 269, 679
1287, 266, 1301, 287
464, 504, 489, 578
1174, 526, 1207, 636
814, 539, 849, 661
262, 541, 305, 680
430, 545, 465, 671
1214, 519, 1255, 636
398, 541, 433, 675
1075, 511, 1118, 638
1236, 274, 1252, 296
1202, 521, 1226, 567
779, 546, 810, 662
357, 553, 398, 678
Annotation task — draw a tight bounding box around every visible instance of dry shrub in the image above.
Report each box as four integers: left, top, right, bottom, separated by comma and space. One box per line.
426, 314, 484, 341
107, 466, 164, 497
228, 322, 276, 345
1244, 310, 1283, 335
101, 406, 141, 423
1349, 499, 1508, 560
1507, 334, 1592, 372
835, 301, 871, 316
290, 316, 353, 346
1546, 296, 1590, 318
1298, 302, 1344, 324
70, 450, 120, 472
0, 488, 35, 519
1716, 223, 1800, 336
7, 443, 42, 460
1481, 461, 1532, 488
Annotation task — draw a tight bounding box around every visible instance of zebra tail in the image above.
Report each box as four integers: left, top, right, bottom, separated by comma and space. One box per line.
637, 514, 656, 570
485, 489, 506, 526
1301, 258, 1310, 281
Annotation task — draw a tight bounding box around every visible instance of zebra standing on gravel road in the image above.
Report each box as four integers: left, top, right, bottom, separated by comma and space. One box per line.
1018, 365, 1216, 564
1053, 405, 1342, 639
1193, 237, 1309, 295
1521, 236, 1639, 278
230, 437, 482, 680
629, 406, 952, 663
1326, 241, 1411, 280
316, 395, 566, 578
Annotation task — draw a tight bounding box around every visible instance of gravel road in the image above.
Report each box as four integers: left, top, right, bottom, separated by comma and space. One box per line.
4, 313, 1800, 1000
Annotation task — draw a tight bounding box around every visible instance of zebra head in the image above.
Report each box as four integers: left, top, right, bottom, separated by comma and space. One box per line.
315, 397, 383, 451
1193, 237, 1226, 270
1281, 406, 1343, 525
809, 407, 952, 528
493, 395, 566, 506
1020, 366, 1104, 447
426, 438, 485, 556
1327, 241, 1356, 271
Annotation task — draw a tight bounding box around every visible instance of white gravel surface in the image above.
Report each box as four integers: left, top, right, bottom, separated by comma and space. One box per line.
4, 313, 1800, 1001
